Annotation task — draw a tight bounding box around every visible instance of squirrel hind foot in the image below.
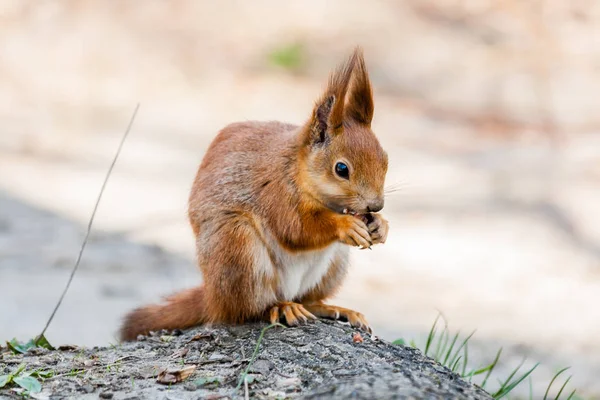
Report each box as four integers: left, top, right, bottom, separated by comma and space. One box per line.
302, 302, 371, 334
268, 302, 317, 326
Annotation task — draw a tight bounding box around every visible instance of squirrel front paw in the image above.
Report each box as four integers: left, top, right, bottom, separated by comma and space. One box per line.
367, 213, 389, 244
337, 215, 372, 249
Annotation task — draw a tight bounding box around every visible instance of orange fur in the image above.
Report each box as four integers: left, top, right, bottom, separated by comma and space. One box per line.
119, 47, 389, 341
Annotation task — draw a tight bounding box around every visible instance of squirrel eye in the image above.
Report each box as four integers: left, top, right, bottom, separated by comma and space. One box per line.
335, 162, 349, 179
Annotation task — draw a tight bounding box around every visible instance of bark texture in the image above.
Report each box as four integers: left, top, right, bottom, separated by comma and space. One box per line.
1, 320, 491, 399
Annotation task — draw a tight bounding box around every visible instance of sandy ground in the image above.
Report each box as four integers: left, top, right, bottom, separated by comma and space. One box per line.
1, 1, 600, 397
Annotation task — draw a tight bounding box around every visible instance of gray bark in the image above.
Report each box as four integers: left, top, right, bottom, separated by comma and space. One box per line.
1, 320, 491, 399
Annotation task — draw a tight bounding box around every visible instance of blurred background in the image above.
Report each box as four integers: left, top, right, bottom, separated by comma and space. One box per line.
1, 0, 599, 397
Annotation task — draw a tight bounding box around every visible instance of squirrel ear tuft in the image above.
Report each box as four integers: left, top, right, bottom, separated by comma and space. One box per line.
307, 50, 356, 144
345, 48, 374, 126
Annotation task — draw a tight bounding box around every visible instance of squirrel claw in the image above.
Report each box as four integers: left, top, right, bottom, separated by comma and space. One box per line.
302, 303, 372, 334
338, 215, 371, 249
269, 302, 317, 326
367, 213, 389, 245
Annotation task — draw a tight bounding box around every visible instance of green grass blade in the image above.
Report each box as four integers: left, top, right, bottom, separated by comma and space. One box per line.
234, 323, 284, 392
462, 344, 469, 377
554, 375, 572, 400
406, 316, 576, 399
529, 376, 533, 400
435, 325, 449, 362
464, 356, 503, 383
466, 363, 495, 378
424, 314, 441, 356
543, 367, 570, 400
493, 362, 539, 399
448, 330, 476, 368
451, 355, 462, 372
495, 358, 526, 394
481, 347, 503, 389
15, 364, 27, 376
443, 331, 460, 365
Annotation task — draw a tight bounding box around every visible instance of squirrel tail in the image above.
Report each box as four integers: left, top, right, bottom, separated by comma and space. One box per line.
119, 286, 207, 341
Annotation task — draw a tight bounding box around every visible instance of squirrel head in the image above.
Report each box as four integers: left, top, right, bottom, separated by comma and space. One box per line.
299, 47, 388, 216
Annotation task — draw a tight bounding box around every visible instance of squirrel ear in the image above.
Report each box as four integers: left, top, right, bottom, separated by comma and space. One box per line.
345, 48, 374, 126
307, 51, 356, 144
312, 95, 336, 144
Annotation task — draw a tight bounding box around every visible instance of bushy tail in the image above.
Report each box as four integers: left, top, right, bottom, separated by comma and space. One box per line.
119, 286, 207, 341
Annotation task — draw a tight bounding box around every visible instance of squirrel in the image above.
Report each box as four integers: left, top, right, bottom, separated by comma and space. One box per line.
119, 47, 389, 341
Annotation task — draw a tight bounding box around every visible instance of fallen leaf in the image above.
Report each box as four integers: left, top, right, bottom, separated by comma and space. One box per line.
156, 365, 197, 384
275, 376, 300, 388
34, 335, 55, 351
208, 353, 229, 362
171, 348, 189, 359
194, 376, 221, 386
83, 360, 96, 367
13, 376, 42, 393
204, 395, 228, 400
6, 339, 33, 354
188, 332, 213, 342
6, 336, 54, 354
352, 332, 364, 343
0, 375, 12, 388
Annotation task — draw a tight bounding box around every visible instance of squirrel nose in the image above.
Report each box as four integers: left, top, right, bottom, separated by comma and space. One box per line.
367, 199, 384, 213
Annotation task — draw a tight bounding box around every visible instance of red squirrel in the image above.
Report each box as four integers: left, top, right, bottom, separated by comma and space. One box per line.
119, 47, 389, 341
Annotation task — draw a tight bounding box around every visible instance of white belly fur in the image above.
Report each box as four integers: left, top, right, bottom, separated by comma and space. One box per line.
275, 242, 340, 301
